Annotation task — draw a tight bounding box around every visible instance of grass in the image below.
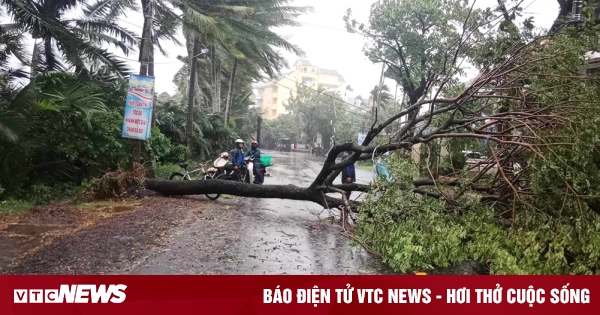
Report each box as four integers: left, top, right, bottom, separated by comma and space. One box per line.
73, 199, 136, 210
0, 199, 36, 215
155, 161, 206, 179
155, 163, 186, 179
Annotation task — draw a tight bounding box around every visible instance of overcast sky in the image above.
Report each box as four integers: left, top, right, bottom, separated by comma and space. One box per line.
145, 0, 557, 98
7, 0, 558, 99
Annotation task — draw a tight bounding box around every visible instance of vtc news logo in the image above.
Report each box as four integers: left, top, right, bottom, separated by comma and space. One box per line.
14, 284, 127, 303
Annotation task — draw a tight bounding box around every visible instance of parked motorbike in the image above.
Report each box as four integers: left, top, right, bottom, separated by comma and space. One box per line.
200, 152, 230, 179
202, 151, 272, 183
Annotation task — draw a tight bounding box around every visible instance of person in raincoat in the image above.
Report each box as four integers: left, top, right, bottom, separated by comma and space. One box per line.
373, 152, 393, 195
340, 151, 356, 184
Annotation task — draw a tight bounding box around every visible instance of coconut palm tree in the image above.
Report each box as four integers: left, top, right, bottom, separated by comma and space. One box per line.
0, 0, 139, 77
179, 0, 311, 154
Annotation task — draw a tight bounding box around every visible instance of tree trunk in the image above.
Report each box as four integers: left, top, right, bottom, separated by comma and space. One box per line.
372, 64, 386, 124
210, 46, 218, 113
225, 57, 238, 125
186, 35, 201, 159
256, 116, 262, 144
134, 0, 154, 172
30, 39, 41, 79
215, 57, 222, 113
550, 0, 572, 33
145, 178, 352, 209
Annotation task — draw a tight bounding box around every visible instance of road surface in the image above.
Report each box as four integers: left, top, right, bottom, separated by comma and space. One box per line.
2, 150, 389, 275
128, 150, 387, 274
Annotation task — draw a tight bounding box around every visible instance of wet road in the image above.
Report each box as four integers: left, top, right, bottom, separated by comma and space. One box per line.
128, 150, 389, 275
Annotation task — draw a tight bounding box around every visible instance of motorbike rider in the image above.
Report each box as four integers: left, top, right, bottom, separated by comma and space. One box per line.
245, 140, 263, 184
229, 139, 246, 181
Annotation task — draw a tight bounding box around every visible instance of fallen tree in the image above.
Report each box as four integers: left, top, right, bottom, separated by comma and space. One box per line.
145, 39, 560, 212
144, 0, 596, 221
145, 179, 366, 209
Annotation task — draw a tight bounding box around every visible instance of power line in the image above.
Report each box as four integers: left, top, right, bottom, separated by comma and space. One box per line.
114, 54, 186, 64
260, 77, 371, 119
278, 76, 371, 112
116, 17, 144, 29
267, 76, 370, 114
298, 22, 359, 35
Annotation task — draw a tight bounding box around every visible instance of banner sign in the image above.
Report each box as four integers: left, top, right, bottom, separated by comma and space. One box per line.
122, 74, 154, 140
358, 132, 367, 145
2, 276, 597, 314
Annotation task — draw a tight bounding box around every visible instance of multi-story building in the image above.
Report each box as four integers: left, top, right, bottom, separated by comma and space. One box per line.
256, 59, 347, 120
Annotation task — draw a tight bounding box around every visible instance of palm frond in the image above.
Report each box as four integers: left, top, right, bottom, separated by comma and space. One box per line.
84, 0, 138, 20
0, 108, 25, 142
71, 19, 138, 54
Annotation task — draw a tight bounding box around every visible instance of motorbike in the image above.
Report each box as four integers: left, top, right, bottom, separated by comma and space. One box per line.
200, 154, 229, 179
201, 154, 267, 187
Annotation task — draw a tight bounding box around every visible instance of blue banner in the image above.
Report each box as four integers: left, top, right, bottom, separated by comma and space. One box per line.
122, 74, 155, 140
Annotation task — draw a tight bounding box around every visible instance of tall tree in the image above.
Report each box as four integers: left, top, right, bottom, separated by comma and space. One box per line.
0, 0, 138, 76
344, 0, 485, 127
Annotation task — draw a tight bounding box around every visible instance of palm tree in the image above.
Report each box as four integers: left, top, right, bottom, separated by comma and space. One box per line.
0, 24, 31, 142
0, 0, 139, 77
179, 0, 311, 156
370, 84, 393, 108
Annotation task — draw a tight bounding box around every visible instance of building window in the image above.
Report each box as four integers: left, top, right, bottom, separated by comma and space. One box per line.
303, 67, 307, 72
586, 67, 600, 76
302, 76, 315, 85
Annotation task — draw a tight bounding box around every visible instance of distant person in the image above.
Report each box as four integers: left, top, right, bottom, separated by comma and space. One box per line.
245, 140, 263, 184
373, 152, 393, 188
341, 151, 356, 184
229, 139, 246, 181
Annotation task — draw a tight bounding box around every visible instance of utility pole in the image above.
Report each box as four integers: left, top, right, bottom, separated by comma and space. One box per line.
132, 0, 156, 177
132, 0, 154, 170
256, 116, 262, 146
372, 63, 386, 126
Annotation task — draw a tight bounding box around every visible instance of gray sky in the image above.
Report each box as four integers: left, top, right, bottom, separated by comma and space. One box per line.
6, 0, 558, 98
144, 0, 557, 98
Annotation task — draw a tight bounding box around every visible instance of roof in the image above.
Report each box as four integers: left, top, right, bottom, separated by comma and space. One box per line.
293, 59, 347, 82
297, 59, 313, 66
318, 68, 345, 82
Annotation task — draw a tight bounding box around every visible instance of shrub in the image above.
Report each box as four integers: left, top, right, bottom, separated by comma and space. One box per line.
84, 165, 146, 200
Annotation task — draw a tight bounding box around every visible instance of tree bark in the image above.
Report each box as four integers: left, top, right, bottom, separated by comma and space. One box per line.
256, 116, 262, 144
215, 57, 222, 113
134, 0, 154, 171
225, 57, 238, 125
210, 46, 220, 113
186, 35, 201, 159
30, 39, 41, 79
145, 179, 349, 209
550, 0, 572, 33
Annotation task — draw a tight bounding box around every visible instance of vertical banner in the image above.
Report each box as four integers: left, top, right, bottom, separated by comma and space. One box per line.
122, 74, 155, 140
358, 132, 367, 145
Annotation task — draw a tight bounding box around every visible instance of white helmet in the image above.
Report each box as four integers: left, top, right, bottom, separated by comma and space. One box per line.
235, 139, 244, 145
220, 152, 230, 158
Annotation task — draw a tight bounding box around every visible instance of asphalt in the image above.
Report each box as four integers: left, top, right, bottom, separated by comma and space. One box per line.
126, 150, 389, 274
3, 150, 486, 275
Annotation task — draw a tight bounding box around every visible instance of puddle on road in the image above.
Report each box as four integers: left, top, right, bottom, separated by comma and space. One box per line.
1, 223, 70, 272
111, 206, 136, 213
0, 236, 42, 273
130, 151, 393, 275
5, 224, 64, 236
